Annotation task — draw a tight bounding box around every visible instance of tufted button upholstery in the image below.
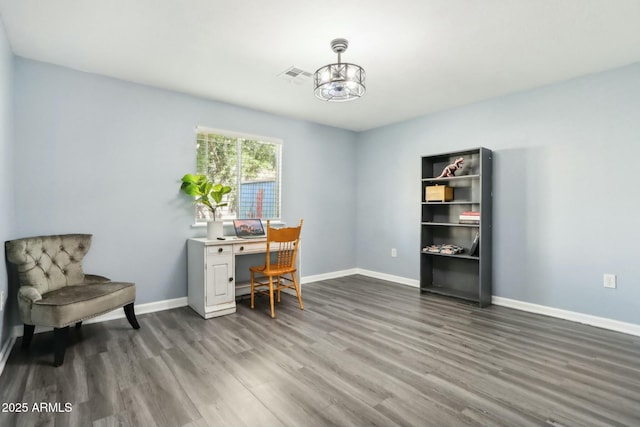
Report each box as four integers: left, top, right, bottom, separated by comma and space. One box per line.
6, 234, 92, 295
5, 233, 140, 367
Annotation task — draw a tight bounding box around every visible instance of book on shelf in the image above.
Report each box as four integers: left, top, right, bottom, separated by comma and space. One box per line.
459, 219, 480, 225
459, 210, 480, 224
422, 244, 464, 255
469, 232, 479, 256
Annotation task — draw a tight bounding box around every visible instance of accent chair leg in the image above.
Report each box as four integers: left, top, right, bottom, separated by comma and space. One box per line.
75, 322, 82, 329
123, 303, 140, 329
22, 324, 35, 349
53, 326, 69, 367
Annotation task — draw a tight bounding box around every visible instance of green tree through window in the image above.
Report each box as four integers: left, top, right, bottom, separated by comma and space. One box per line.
195, 129, 281, 222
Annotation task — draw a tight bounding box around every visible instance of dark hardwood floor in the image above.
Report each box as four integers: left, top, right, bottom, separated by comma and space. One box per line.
1, 275, 639, 426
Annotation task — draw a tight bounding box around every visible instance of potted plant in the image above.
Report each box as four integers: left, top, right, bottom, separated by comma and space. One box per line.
180, 173, 232, 239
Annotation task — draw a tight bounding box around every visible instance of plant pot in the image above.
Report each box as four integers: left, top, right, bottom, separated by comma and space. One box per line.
207, 220, 223, 239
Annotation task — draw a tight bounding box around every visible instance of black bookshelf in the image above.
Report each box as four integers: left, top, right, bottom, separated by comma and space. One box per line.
420, 147, 492, 307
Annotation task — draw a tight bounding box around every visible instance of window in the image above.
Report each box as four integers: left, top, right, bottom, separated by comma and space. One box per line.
195, 127, 282, 222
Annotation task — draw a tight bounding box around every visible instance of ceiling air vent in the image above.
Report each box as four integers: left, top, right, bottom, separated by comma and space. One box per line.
278, 66, 312, 85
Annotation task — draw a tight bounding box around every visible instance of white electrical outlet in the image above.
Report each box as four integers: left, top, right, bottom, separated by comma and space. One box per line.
391, 248, 397, 257
0, 290, 4, 311
603, 274, 617, 289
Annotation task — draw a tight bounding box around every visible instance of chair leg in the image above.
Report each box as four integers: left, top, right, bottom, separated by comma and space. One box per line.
292, 273, 304, 310
22, 324, 35, 349
124, 303, 141, 329
250, 271, 255, 309
277, 275, 281, 303
75, 321, 82, 329
268, 276, 275, 319
53, 326, 69, 367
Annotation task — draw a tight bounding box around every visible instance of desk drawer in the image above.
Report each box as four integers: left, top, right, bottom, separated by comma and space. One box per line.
207, 245, 231, 256
234, 242, 267, 254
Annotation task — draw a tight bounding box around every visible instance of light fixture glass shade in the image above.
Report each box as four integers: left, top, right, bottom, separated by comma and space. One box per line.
313, 38, 366, 102
313, 63, 366, 102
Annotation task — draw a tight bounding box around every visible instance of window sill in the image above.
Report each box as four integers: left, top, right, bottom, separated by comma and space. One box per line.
191, 220, 284, 228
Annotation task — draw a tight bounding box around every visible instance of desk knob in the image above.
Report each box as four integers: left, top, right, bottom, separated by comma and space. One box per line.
228, 277, 233, 282
239, 246, 244, 251
218, 248, 223, 253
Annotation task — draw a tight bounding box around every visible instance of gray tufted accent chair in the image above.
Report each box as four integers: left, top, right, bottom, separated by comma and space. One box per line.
5, 234, 140, 366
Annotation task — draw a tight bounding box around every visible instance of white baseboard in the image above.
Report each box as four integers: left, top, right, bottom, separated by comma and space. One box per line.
0, 335, 16, 378
11, 297, 188, 338
355, 268, 420, 288
301, 267, 419, 288
301, 269, 358, 284
492, 296, 640, 337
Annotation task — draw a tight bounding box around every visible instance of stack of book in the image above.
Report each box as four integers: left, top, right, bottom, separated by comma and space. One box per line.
422, 244, 464, 255
459, 211, 480, 224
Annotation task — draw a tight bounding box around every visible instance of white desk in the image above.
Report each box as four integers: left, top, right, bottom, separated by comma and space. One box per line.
186, 237, 300, 319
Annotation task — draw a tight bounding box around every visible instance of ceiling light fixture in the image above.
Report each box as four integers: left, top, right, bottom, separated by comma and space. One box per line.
313, 38, 366, 102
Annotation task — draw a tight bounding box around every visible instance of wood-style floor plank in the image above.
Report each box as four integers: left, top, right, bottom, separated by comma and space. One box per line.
1, 274, 639, 426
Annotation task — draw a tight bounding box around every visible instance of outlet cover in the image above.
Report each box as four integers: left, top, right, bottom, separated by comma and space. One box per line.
391, 248, 397, 257
603, 274, 616, 289
0, 290, 4, 311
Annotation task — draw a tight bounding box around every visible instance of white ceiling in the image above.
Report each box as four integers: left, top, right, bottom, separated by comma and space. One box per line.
2, 1, 640, 131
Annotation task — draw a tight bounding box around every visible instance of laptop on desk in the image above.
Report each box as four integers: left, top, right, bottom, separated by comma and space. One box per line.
233, 219, 266, 239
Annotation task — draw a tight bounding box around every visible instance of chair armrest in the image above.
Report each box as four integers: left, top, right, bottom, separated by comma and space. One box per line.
84, 274, 111, 284
18, 286, 42, 303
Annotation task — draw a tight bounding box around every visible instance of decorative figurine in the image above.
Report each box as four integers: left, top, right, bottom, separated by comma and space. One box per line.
437, 157, 463, 178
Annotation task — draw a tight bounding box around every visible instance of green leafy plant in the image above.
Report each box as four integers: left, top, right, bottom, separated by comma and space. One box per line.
180, 174, 231, 221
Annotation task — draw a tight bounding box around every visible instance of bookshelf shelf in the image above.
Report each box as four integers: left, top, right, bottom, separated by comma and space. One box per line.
422, 201, 478, 205
420, 285, 479, 303
421, 222, 480, 228
420, 147, 492, 307
421, 174, 481, 183
421, 251, 479, 260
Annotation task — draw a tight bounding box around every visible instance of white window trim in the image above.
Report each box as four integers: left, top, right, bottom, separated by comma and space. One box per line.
195, 126, 283, 146
193, 126, 283, 224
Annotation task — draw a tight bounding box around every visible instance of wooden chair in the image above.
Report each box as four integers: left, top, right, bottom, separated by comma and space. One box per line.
249, 219, 303, 318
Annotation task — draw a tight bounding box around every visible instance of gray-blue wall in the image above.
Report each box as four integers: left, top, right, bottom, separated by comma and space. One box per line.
356, 62, 640, 325
0, 20, 15, 349
12, 58, 357, 310
0, 20, 14, 349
